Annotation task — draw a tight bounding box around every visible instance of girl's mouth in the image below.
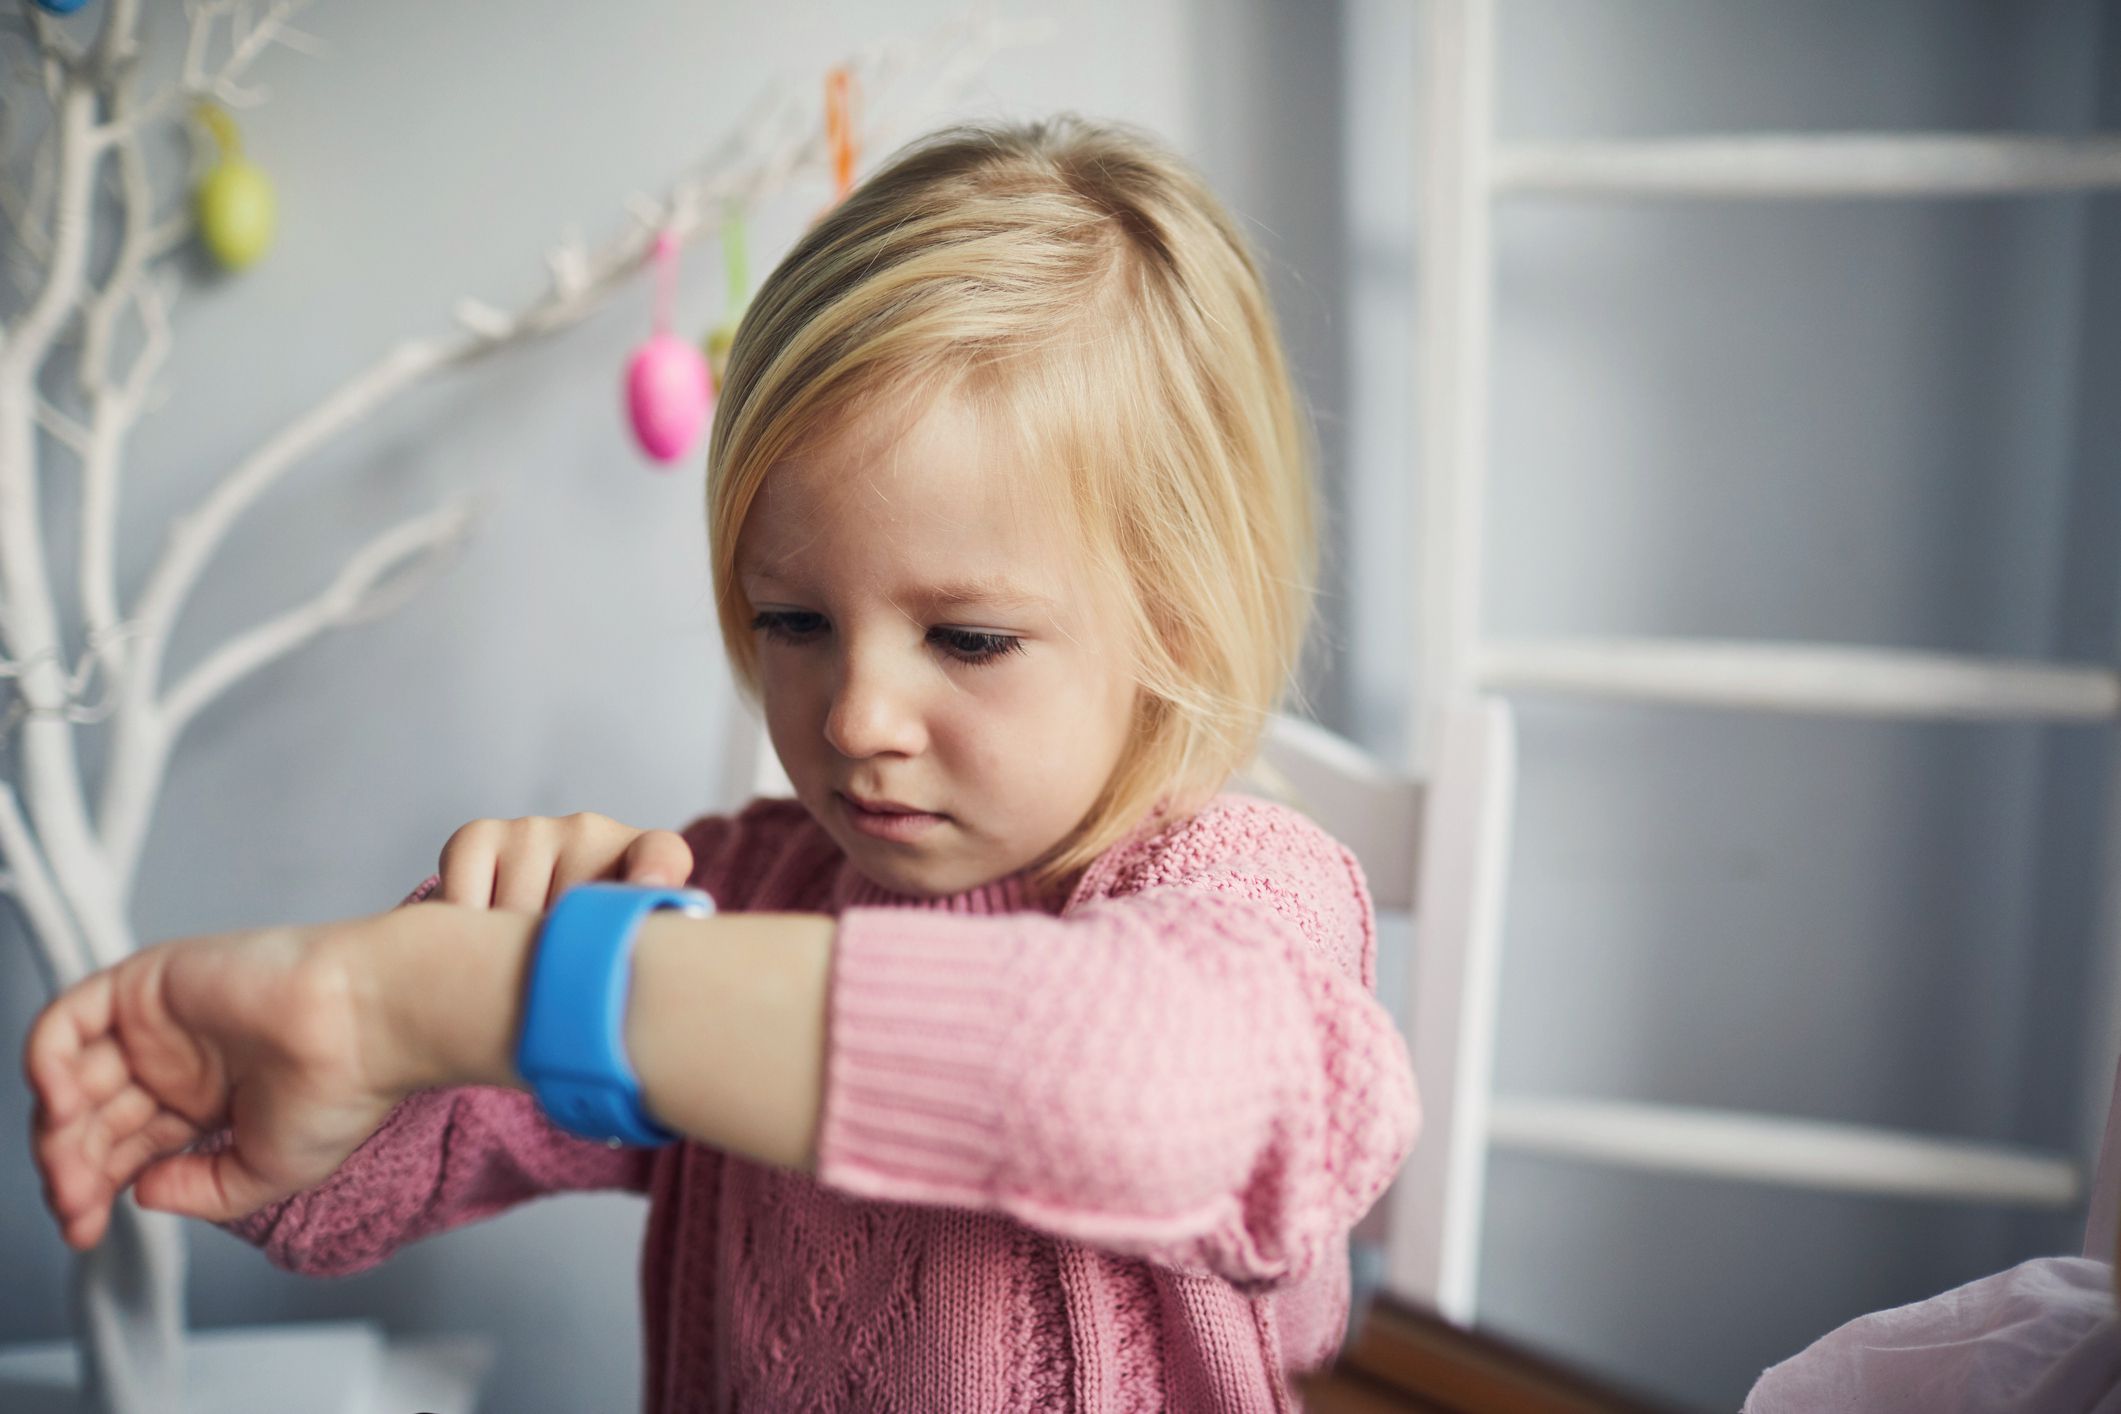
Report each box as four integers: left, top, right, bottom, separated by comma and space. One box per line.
837, 791, 947, 843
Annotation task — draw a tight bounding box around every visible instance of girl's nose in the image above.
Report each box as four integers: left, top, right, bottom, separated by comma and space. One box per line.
823, 652, 927, 760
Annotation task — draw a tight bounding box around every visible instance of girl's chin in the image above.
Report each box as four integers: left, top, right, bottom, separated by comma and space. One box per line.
840, 844, 1007, 900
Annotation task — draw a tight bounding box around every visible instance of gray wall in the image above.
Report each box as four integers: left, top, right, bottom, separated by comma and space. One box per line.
4, 2, 2117, 1412
1340, 1, 2119, 1409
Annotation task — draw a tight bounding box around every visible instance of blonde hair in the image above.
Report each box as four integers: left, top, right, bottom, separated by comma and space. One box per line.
707, 115, 1320, 895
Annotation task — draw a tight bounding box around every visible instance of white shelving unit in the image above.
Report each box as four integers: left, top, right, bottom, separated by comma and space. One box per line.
1406, 0, 2121, 1326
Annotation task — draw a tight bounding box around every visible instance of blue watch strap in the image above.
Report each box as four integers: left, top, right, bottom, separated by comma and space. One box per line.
515, 881, 716, 1148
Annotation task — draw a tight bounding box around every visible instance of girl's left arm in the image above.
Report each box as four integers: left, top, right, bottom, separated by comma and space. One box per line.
813, 810, 1420, 1295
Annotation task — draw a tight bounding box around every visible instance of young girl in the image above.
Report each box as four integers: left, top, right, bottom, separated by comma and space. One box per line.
24, 115, 1420, 1412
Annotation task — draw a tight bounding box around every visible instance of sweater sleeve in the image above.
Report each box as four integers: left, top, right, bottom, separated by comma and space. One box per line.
814, 801, 1421, 1295
203, 870, 659, 1276
203, 804, 797, 1274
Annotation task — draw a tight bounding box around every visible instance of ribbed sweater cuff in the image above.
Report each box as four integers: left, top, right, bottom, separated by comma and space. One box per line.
817, 908, 1016, 1207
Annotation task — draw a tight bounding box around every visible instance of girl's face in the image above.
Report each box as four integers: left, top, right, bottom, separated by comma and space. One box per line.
735, 387, 1141, 898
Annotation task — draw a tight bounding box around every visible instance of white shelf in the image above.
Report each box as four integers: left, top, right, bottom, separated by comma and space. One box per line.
1488, 1096, 2082, 1208
0, 1321, 494, 1414
1477, 638, 2121, 721
1492, 133, 2121, 199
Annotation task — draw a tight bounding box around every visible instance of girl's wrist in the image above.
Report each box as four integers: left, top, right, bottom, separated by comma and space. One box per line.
328, 902, 538, 1100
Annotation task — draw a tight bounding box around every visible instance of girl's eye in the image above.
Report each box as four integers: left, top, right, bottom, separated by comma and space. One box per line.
748, 611, 1023, 667
930, 627, 1025, 666
750, 610, 826, 645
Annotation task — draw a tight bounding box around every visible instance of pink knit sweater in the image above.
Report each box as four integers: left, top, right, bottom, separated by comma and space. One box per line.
204, 792, 1421, 1412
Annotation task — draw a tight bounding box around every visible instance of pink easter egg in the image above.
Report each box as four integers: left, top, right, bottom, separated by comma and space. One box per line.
625, 333, 712, 463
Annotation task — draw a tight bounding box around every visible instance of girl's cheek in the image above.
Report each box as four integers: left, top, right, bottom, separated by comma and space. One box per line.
981, 688, 1085, 781
974, 650, 1060, 702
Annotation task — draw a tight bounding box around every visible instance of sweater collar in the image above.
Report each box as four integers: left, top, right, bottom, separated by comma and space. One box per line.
828, 858, 1061, 914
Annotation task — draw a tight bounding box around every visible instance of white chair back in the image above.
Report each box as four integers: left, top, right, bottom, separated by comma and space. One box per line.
1239, 698, 1518, 1324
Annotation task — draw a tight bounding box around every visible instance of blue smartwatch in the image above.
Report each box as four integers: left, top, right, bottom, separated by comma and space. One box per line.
515, 881, 716, 1148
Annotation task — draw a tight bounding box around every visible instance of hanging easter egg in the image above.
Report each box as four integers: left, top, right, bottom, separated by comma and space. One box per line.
624, 231, 712, 465
193, 104, 276, 271
627, 333, 711, 462
198, 160, 277, 269
704, 326, 735, 394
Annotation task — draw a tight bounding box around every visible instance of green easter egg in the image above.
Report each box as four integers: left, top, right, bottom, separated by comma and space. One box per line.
198, 160, 276, 270
707, 325, 736, 390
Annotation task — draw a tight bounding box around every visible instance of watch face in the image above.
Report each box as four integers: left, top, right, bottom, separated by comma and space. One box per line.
660, 891, 716, 918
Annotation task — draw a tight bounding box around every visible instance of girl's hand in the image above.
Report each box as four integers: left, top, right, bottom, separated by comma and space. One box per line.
23, 923, 395, 1251
437, 811, 694, 911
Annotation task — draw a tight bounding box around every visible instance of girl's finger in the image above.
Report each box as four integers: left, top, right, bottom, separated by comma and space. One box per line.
436, 831, 500, 909
135, 1136, 287, 1225
53, 1036, 134, 1118
546, 839, 607, 911
67, 1081, 145, 1169
63, 1188, 115, 1252
42, 1080, 153, 1210
48, 1103, 209, 1250
88, 1085, 170, 1173
24, 970, 115, 1122
493, 854, 556, 916
621, 831, 694, 887
104, 1108, 202, 1201
39, 1120, 108, 1237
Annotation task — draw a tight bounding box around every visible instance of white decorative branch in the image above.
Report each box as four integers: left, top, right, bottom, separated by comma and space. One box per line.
159, 496, 481, 739
0, 6, 1031, 1412
0, 779, 91, 990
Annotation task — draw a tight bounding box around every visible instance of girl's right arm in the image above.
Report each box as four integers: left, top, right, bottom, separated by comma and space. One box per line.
201, 874, 656, 1276
205, 811, 736, 1277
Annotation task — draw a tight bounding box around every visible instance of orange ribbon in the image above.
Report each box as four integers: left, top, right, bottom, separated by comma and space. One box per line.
825, 67, 856, 201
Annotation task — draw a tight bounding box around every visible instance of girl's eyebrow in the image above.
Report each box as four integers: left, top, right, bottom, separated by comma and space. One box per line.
908, 578, 1057, 613
743, 563, 1055, 614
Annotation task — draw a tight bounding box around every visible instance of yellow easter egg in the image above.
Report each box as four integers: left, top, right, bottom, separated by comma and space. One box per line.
197, 160, 276, 270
